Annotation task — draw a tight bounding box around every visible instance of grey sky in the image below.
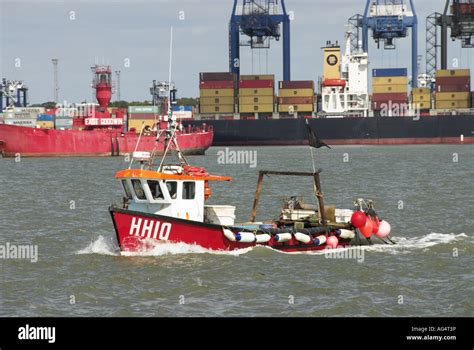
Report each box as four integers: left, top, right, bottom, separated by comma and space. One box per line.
1, 0, 473, 104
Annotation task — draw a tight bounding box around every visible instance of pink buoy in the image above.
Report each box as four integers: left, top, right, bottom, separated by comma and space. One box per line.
326, 236, 339, 249
376, 220, 391, 238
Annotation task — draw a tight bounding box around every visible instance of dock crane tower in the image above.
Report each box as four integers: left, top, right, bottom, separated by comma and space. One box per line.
426, 0, 474, 79
349, 0, 418, 87
229, 0, 291, 80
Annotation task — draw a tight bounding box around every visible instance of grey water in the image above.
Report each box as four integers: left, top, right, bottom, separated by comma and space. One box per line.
0, 145, 473, 317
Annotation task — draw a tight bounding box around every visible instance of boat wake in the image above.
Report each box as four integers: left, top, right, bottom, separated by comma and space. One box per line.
76, 233, 469, 257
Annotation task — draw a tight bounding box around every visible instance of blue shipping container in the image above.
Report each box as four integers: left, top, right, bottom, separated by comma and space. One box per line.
173, 105, 193, 112
37, 114, 55, 121
373, 68, 408, 77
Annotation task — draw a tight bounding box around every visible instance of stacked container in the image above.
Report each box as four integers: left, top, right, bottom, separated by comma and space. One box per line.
127, 105, 159, 132
277, 81, 315, 113
199, 72, 236, 114
37, 114, 55, 129
372, 68, 408, 113
411, 88, 431, 110
435, 69, 471, 109
238, 75, 275, 113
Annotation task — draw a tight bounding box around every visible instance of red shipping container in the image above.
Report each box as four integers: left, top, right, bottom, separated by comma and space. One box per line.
436, 76, 470, 85
239, 80, 274, 89
372, 93, 407, 103
200, 72, 235, 81
436, 84, 470, 92
278, 97, 314, 104
200, 80, 235, 89
279, 81, 314, 89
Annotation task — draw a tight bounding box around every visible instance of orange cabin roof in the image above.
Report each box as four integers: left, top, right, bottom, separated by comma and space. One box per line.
115, 169, 232, 181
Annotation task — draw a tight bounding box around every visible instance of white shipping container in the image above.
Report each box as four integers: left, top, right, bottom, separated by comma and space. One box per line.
4, 118, 37, 127
14, 107, 45, 114
172, 111, 193, 119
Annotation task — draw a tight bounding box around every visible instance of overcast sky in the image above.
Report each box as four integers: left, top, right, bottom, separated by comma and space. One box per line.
1, 0, 473, 103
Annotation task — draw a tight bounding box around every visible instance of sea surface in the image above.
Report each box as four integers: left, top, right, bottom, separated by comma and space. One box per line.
0, 145, 473, 317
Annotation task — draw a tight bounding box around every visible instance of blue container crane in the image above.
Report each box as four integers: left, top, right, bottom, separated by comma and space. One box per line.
229, 0, 291, 80
350, 0, 418, 87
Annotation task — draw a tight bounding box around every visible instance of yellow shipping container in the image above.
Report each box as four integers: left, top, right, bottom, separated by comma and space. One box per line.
278, 89, 314, 97
373, 77, 408, 85
436, 69, 470, 77
412, 88, 431, 94
435, 92, 470, 101
435, 100, 471, 109
37, 121, 54, 129
200, 105, 235, 114
412, 94, 431, 103
128, 119, 156, 132
412, 102, 431, 109
372, 84, 407, 94
239, 88, 274, 96
200, 96, 235, 105
200, 88, 235, 97
240, 74, 275, 81
239, 96, 274, 104
239, 104, 274, 113
278, 104, 314, 113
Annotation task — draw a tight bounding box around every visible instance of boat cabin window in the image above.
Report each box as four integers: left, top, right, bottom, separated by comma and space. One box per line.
166, 181, 178, 199
121, 180, 132, 200
183, 181, 195, 200
131, 179, 146, 200
148, 180, 164, 200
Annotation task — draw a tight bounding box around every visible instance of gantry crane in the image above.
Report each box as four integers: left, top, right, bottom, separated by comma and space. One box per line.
426, 0, 474, 78
229, 0, 291, 80
349, 0, 418, 87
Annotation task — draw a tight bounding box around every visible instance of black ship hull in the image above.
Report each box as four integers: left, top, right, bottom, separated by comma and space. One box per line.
185, 115, 474, 145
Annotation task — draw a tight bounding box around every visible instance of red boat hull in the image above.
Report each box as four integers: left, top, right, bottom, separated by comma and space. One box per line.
0, 124, 213, 157
110, 207, 350, 253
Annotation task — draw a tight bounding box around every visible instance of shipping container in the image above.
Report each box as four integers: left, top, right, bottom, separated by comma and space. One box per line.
239, 88, 274, 96
277, 96, 314, 105
372, 84, 407, 94
200, 80, 235, 89
436, 84, 471, 93
412, 102, 431, 110
128, 113, 159, 120
37, 121, 55, 129
128, 119, 157, 132
412, 94, 431, 103
239, 80, 274, 89
371, 93, 408, 103
173, 105, 193, 112
37, 114, 55, 121
200, 72, 235, 81
412, 88, 431, 94
14, 107, 45, 114
373, 76, 408, 85
128, 106, 159, 114
278, 104, 314, 113
239, 104, 274, 113
4, 118, 37, 127
435, 92, 471, 101
200, 105, 235, 114
200, 89, 235, 97
200, 96, 235, 105
239, 96, 274, 104
435, 76, 470, 86
278, 88, 314, 97
279, 81, 315, 90
172, 111, 193, 119
435, 100, 471, 109
372, 68, 408, 77
436, 69, 470, 78
371, 101, 408, 111
240, 74, 275, 81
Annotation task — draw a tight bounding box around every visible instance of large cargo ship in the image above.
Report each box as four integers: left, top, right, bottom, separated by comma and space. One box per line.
0, 66, 213, 157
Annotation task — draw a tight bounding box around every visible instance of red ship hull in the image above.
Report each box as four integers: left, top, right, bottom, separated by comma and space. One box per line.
0, 124, 213, 157
110, 207, 352, 253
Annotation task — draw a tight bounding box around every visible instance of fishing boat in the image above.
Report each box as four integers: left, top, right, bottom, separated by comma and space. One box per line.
109, 120, 394, 253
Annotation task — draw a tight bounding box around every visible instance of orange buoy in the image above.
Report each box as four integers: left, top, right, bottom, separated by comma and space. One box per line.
359, 218, 373, 238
